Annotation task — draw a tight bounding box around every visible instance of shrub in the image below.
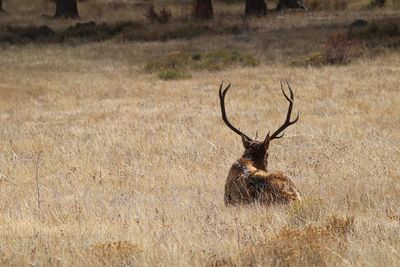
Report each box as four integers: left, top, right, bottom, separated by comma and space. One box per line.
0, 33, 16, 44
61, 21, 143, 42
289, 197, 326, 225
163, 24, 208, 40
157, 70, 191, 80
62, 21, 98, 39
119, 27, 159, 42
89, 240, 140, 265
6, 25, 55, 41
145, 4, 172, 24
324, 32, 355, 65
303, 51, 325, 66
0, 21, 145, 45
358, 22, 400, 39
326, 214, 355, 236
120, 23, 209, 42
145, 52, 189, 73
350, 21, 400, 49
293, 31, 359, 67
146, 51, 258, 72
385, 209, 400, 222
238, 223, 350, 266
1, 21, 219, 45
267, 225, 338, 266
158, 8, 172, 23
145, 50, 259, 79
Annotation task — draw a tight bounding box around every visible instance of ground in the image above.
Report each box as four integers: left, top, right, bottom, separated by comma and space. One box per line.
0, 0, 399, 266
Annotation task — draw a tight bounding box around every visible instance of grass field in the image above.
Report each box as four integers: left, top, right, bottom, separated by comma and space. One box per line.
0, 0, 399, 266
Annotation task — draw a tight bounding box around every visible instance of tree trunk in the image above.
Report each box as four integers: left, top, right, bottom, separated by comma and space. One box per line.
0, 0, 4, 12
55, 0, 79, 18
374, 0, 386, 6
194, 0, 213, 19
245, 0, 267, 16
276, 0, 305, 10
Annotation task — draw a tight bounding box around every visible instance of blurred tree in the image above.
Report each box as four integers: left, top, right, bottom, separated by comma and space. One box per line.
245, 0, 267, 16
276, 0, 306, 10
374, 0, 386, 6
0, 0, 4, 12
194, 0, 213, 19
55, 0, 79, 18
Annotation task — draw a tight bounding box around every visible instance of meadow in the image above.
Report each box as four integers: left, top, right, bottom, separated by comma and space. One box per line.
0, 0, 399, 266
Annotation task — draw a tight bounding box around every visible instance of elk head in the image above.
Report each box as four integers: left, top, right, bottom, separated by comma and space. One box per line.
219, 81, 299, 171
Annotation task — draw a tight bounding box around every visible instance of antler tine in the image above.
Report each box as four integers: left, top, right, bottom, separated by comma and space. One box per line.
280, 81, 292, 102
270, 82, 299, 140
219, 81, 252, 141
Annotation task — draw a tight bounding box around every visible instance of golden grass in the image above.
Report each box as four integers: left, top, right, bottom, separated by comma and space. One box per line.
0, 2, 400, 266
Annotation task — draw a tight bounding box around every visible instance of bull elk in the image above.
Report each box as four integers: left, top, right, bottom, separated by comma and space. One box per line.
219, 81, 301, 205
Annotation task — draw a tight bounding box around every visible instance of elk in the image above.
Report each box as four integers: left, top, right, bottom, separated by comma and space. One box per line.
219, 81, 301, 205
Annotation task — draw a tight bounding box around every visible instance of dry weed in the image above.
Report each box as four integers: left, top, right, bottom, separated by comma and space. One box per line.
324, 32, 356, 65
89, 240, 141, 265
326, 214, 355, 236
238, 224, 349, 267
289, 197, 326, 225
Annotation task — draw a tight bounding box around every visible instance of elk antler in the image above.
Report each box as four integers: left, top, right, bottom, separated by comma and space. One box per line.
270, 81, 299, 140
219, 82, 252, 141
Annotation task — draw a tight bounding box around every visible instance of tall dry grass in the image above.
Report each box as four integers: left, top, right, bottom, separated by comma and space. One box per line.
0, 2, 399, 266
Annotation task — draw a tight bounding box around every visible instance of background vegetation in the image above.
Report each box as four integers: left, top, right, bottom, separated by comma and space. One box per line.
0, 0, 399, 266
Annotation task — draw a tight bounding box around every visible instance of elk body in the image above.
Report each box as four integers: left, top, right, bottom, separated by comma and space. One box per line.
219, 82, 301, 206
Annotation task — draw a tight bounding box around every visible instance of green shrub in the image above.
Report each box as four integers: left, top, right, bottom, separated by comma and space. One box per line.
145, 50, 259, 80
1, 21, 230, 45
305, 51, 325, 66
349, 21, 400, 49
358, 22, 400, 39
119, 23, 209, 42
146, 51, 258, 72
61, 21, 143, 42
163, 24, 208, 40
197, 50, 259, 70
145, 52, 189, 73
0, 21, 145, 45
6, 25, 55, 42
157, 70, 191, 80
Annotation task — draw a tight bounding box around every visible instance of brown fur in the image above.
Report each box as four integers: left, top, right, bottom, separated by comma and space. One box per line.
224, 136, 301, 205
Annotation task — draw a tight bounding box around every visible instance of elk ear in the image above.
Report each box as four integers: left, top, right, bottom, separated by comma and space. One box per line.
241, 134, 252, 149
263, 132, 271, 149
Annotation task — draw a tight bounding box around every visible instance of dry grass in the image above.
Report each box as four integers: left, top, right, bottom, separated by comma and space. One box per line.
0, 1, 400, 266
